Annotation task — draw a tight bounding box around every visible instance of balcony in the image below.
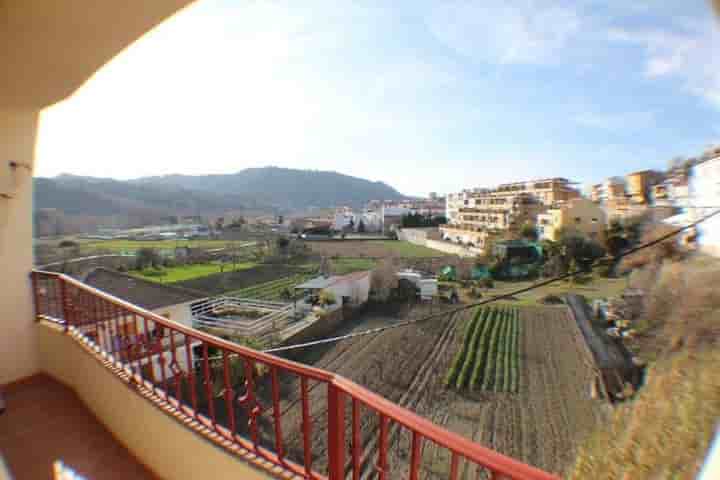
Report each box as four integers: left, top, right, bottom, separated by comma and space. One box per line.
12, 270, 558, 480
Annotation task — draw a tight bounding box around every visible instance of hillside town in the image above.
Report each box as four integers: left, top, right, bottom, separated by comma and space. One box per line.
22, 146, 720, 480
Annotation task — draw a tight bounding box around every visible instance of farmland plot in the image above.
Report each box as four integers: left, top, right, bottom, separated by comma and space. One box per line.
226, 273, 315, 301
254, 305, 603, 478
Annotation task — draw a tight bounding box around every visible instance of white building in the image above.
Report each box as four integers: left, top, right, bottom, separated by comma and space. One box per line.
381, 205, 412, 234
333, 212, 355, 231
357, 210, 383, 232
294, 271, 372, 312
690, 147, 720, 256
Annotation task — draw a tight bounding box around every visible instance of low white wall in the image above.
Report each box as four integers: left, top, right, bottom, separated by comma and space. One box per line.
399, 227, 482, 257
37, 321, 275, 480
425, 239, 482, 258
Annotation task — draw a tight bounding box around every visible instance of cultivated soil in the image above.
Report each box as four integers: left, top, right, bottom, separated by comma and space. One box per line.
254, 304, 605, 478
174, 264, 308, 295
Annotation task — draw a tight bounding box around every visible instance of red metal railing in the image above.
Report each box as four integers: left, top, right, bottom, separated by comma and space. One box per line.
32, 270, 559, 480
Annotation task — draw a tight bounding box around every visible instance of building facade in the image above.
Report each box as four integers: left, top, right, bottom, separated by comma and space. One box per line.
441, 178, 580, 250
626, 170, 664, 204
537, 198, 606, 242
690, 147, 720, 256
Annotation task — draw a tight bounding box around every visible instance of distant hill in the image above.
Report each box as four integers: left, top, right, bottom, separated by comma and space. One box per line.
33, 167, 405, 220
33, 175, 253, 217
132, 167, 404, 209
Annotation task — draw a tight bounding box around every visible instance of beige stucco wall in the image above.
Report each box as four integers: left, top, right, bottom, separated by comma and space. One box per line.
152, 300, 198, 328
37, 322, 274, 480
540, 198, 605, 242
0, 111, 39, 384
0, 0, 195, 384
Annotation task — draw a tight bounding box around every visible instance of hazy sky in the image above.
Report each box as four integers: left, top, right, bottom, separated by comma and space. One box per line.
36, 0, 720, 196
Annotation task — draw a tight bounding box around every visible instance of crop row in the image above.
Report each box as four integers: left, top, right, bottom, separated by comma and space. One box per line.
444, 307, 521, 393
228, 273, 315, 301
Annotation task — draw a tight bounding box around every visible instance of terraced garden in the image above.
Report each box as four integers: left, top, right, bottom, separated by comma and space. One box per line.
444, 307, 521, 393
226, 273, 316, 301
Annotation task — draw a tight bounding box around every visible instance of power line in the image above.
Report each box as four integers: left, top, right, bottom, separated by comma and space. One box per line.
262, 207, 720, 354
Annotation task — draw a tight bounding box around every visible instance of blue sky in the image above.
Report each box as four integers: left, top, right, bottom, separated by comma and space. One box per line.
37, 0, 720, 196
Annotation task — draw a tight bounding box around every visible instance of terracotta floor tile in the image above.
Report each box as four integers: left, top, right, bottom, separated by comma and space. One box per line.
0, 375, 157, 480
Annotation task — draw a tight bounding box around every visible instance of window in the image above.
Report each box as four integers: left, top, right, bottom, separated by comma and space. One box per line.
575, 217, 581, 224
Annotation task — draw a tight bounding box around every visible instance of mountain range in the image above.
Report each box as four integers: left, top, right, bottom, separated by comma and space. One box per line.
34, 167, 405, 219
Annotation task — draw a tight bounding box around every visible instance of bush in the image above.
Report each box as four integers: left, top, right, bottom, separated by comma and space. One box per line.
319, 290, 336, 306
58, 240, 78, 248
620, 223, 682, 273
526, 265, 540, 280
479, 278, 494, 289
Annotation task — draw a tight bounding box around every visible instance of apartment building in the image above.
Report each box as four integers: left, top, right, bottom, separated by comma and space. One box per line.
441, 178, 579, 249
537, 198, 606, 242
590, 177, 626, 204
626, 170, 664, 204
492, 178, 581, 205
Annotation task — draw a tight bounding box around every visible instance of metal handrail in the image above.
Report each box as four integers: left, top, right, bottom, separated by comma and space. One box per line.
32, 269, 559, 480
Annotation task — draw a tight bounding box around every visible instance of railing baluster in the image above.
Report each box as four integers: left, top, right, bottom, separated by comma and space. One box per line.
133, 315, 144, 380
110, 305, 122, 361
377, 414, 389, 480
142, 316, 157, 386
300, 376, 313, 477
327, 383, 345, 480
270, 366, 285, 462
169, 329, 182, 402
352, 398, 361, 480
31, 272, 40, 319
59, 278, 69, 330
156, 325, 168, 400
222, 350, 236, 437
185, 334, 198, 415
202, 342, 216, 426
242, 359, 260, 449
409, 431, 423, 480
450, 452, 459, 480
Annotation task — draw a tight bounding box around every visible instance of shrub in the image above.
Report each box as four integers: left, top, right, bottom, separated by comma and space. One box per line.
58, 240, 78, 248
319, 290, 336, 306
620, 223, 682, 272
479, 278, 494, 289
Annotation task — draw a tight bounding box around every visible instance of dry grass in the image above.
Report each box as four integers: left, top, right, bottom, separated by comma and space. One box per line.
568, 255, 720, 479
629, 257, 720, 355
620, 223, 684, 272
568, 349, 720, 480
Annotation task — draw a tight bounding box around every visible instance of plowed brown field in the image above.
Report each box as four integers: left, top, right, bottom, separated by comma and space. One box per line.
261, 304, 604, 478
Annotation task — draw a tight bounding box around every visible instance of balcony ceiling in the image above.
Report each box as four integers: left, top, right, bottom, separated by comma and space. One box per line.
0, 0, 195, 109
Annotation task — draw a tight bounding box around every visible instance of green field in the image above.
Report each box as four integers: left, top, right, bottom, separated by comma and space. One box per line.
445, 307, 521, 393
81, 239, 255, 253
226, 273, 316, 301
462, 275, 628, 307
132, 262, 257, 283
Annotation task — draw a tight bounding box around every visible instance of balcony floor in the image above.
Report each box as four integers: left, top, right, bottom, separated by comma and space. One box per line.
0, 374, 157, 480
